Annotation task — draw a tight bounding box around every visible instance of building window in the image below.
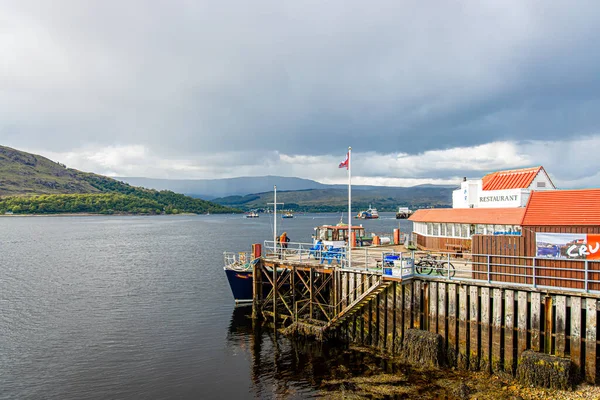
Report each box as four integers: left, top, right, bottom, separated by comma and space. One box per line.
427, 223, 432, 235
465, 224, 472, 238
455, 224, 461, 238
537, 181, 546, 188
475, 224, 484, 235
432, 223, 439, 236
441, 223, 446, 236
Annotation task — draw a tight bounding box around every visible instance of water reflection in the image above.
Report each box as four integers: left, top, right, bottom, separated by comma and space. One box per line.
226, 306, 407, 399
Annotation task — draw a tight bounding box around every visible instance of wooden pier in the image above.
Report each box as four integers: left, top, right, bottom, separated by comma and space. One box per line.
252, 250, 600, 384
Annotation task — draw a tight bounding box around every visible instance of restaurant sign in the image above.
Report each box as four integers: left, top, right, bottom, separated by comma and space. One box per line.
536, 232, 600, 260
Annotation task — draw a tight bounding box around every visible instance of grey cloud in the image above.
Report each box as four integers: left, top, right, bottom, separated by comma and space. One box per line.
2, 0, 600, 164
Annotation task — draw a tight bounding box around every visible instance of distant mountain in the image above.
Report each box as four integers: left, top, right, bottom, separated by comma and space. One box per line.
118, 176, 458, 201
118, 176, 331, 199
0, 145, 237, 215
213, 186, 453, 212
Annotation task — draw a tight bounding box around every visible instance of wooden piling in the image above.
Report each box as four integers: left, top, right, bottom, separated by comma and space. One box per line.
395, 283, 404, 349
504, 290, 515, 374
492, 288, 503, 373
555, 295, 566, 357
437, 282, 447, 344
423, 282, 430, 331
480, 287, 491, 372
447, 284, 458, 367
413, 280, 422, 329
458, 285, 468, 370
570, 296, 582, 376
469, 286, 479, 371
429, 282, 438, 334
585, 298, 597, 383
517, 291, 528, 356
545, 296, 553, 354
403, 283, 412, 337
387, 284, 396, 352
531, 292, 541, 352
252, 259, 263, 320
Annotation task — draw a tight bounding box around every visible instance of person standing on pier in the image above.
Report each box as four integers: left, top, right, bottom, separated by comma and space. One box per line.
280, 232, 290, 249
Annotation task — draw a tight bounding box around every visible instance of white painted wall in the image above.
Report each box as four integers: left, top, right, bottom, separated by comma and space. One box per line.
452, 179, 482, 208
528, 170, 555, 190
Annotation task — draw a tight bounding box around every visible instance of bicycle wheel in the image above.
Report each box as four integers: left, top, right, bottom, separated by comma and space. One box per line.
416, 260, 433, 275
439, 262, 456, 278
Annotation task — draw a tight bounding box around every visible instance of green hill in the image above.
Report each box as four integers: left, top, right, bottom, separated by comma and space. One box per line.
0, 145, 238, 215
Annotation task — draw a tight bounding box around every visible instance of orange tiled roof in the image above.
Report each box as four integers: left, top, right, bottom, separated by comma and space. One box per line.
482, 166, 543, 191
409, 208, 526, 225
521, 189, 600, 226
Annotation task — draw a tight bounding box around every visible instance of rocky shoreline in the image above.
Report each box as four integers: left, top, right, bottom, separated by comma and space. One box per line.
317, 346, 600, 400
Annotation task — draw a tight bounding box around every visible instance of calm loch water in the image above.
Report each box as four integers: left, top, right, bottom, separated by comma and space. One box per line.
0, 214, 412, 399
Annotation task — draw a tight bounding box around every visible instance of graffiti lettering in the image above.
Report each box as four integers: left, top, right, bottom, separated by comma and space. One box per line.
567, 245, 579, 257
567, 243, 598, 258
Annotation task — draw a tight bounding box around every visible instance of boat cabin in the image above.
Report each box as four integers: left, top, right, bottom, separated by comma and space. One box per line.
313, 224, 366, 248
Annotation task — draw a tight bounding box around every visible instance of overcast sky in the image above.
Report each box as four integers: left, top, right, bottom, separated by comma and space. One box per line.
2, 0, 600, 188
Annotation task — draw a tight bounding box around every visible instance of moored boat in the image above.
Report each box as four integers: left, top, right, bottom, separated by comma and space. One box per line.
282, 211, 294, 218
223, 252, 260, 303
312, 219, 368, 247
245, 211, 259, 218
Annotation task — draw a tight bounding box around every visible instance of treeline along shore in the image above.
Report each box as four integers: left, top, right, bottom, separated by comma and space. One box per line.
0, 192, 237, 215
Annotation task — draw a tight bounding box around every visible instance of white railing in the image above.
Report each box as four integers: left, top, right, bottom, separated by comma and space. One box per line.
223, 251, 252, 267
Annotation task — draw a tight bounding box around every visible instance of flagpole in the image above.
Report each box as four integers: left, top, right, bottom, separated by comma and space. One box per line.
348, 146, 352, 269
274, 185, 277, 256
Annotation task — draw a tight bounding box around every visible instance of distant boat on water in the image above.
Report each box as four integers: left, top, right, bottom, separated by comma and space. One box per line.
355, 205, 379, 219
396, 207, 413, 219
282, 211, 294, 219
245, 211, 259, 218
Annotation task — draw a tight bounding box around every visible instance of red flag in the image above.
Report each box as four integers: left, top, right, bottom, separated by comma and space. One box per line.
339, 152, 349, 169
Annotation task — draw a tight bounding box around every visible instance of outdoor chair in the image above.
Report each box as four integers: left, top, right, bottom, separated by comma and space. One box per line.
309, 241, 325, 259
320, 246, 344, 265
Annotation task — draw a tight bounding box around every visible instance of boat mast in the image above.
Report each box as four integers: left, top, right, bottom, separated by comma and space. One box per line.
268, 185, 283, 256
274, 185, 277, 255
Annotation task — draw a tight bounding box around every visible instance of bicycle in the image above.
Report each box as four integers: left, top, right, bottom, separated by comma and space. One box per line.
415, 253, 456, 278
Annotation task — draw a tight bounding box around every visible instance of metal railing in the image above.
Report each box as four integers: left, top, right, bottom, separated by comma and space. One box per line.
407, 250, 600, 294
263, 240, 349, 267
223, 251, 253, 268
228, 242, 600, 295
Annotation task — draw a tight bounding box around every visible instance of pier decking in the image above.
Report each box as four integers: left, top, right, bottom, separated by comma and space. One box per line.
246, 241, 600, 384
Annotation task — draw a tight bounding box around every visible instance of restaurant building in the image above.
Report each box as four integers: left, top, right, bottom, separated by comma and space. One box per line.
410, 166, 556, 252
